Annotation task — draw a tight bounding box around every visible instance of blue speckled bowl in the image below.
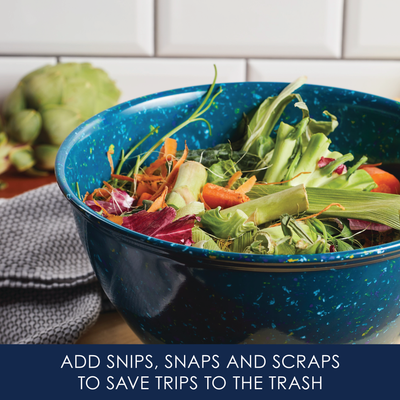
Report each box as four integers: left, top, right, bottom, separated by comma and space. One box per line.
56, 81, 400, 344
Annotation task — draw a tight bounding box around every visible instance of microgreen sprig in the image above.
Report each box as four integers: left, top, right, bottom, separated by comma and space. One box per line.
130, 65, 222, 176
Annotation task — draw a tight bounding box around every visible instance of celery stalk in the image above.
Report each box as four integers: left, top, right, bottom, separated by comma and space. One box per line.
166, 161, 208, 209
221, 184, 308, 226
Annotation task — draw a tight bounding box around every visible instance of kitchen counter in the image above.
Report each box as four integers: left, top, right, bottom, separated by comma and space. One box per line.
0, 170, 142, 344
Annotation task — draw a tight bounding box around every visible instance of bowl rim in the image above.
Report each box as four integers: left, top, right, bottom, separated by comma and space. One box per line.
55, 80, 400, 268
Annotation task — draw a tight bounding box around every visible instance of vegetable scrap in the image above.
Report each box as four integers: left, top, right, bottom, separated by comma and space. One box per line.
80, 67, 400, 255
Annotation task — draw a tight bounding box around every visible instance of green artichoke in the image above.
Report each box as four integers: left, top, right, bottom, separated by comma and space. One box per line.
0, 62, 120, 176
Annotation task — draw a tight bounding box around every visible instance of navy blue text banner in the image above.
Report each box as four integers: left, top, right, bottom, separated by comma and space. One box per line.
0, 344, 397, 399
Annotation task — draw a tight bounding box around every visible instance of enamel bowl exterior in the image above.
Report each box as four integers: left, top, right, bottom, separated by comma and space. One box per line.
56, 81, 400, 344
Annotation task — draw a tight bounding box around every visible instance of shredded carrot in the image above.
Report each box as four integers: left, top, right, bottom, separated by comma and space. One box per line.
83, 191, 92, 202
160, 138, 178, 176
111, 173, 164, 182
235, 175, 257, 194
225, 171, 242, 189
107, 145, 115, 174
147, 186, 168, 212
93, 199, 123, 225
269, 203, 346, 228
135, 181, 151, 197
255, 171, 312, 185
296, 203, 345, 221
199, 192, 211, 210
202, 183, 250, 209
89, 188, 111, 201
158, 144, 165, 159
145, 157, 167, 175
150, 141, 189, 200
103, 181, 115, 193
150, 181, 159, 192
137, 192, 153, 207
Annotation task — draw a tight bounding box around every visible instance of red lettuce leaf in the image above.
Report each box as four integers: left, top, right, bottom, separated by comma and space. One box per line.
122, 207, 176, 236
154, 215, 199, 245
348, 219, 392, 232
85, 188, 135, 215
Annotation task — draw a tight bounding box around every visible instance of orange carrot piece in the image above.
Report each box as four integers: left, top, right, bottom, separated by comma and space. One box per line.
163, 138, 177, 161
225, 171, 242, 189
254, 171, 312, 186
93, 199, 123, 225
137, 192, 153, 206
235, 175, 257, 194
147, 186, 168, 212
91, 188, 111, 200
135, 181, 149, 197
111, 173, 163, 182
83, 191, 92, 202
103, 180, 115, 193
158, 144, 165, 159
150, 141, 189, 200
199, 192, 211, 211
202, 183, 250, 209
359, 166, 400, 194
269, 203, 346, 228
159, 138, 178, 177
145, 156, 167, 175
107, 145, 115, 174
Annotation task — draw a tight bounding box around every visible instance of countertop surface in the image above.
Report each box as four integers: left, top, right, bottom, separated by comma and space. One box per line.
0, 170, 142, 345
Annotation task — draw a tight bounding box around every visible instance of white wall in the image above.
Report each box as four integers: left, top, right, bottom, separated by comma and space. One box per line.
1, 0, 399, 106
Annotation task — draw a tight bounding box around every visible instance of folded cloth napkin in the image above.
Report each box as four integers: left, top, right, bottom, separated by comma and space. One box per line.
0, 183, 107, 344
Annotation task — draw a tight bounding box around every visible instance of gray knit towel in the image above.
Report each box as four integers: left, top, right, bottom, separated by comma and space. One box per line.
0, 183, 105, 344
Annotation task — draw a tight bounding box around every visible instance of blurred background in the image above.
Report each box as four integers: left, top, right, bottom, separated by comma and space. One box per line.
0, 0, 399, 105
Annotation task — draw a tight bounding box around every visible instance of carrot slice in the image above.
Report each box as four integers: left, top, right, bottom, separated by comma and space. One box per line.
150, 141, 189, 200
147, 186, 168, 212
137, 192, 153, 207
111, 173, 163, 182
83, 191, 92, 202
145, 156, 167, 175
359, 166, 400, 194
159, 138, 178, 176
107, 145, 115, 174
103, 180, 115, 193
163, 138, 177, 161
199, 192, 211, 210
135, 181, 150, 197
92, 199, 123, 225
158, 144, 165, 159
202, 183, 250, 209
225, 171, 242, 189
235, 175, 256, 194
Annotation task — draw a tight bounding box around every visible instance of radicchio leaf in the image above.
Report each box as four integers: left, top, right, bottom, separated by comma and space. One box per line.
318, 157, 347, 175
85, 188, 135, 215
154, 215, 200, 245
122, 207, 176, 236
348, 219, 392, 232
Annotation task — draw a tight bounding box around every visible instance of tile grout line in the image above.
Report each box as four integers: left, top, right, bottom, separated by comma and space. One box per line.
341, 0, 347, 60
153, 0, 157, 57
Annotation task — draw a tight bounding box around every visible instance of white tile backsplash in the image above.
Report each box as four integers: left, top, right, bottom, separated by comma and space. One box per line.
344, 0, 400, 59
0, 57, 56, 105
0, 0, 399, 111
248, 59, 400, 99
0, 0, 153, 56
60, 57, 246, 103
156, 0, 343, 58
